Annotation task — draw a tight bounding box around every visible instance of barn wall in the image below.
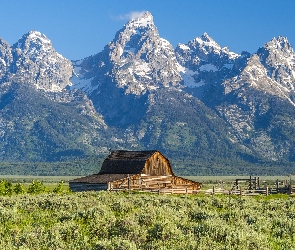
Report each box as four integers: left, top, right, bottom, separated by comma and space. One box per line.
172, 176, 202, 190
69, 183, 108, 192
109, 174, 140, 190
141, 152, 173, 176
109, 174, 201, 193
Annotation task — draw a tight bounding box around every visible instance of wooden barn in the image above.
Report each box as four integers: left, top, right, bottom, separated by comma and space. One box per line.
69, 150, 201, 194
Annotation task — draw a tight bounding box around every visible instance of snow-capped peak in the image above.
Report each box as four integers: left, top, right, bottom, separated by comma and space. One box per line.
109, 11, 160, 62
126, 11, 154, 28
26, 31, 51, 44
7, 30, 74, 92
192, 32, 221, 51
14, 31, 52, 50
264, 36, 293, 54
111, 11, 157, 54
200, 32, 216, 43
257, 36, 295, 93
186, 32, 239, 59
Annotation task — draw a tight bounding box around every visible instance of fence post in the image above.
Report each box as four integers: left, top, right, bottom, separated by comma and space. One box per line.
127, 175, 130, 194
240, 186, 242, 196
212, 186, 215, 195
290, 175, 292, 194
266, 187, 269, 196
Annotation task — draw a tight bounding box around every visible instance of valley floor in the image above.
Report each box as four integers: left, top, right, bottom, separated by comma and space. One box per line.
0, 191, 294, 249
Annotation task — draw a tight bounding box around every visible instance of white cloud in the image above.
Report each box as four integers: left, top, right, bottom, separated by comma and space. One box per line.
114, 11, 146, 21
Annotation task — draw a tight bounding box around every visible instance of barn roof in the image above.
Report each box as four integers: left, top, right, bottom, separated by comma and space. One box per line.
99, 150, 158, 175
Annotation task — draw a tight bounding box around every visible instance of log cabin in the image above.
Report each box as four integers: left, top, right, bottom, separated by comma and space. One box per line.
69, 150, 201, 194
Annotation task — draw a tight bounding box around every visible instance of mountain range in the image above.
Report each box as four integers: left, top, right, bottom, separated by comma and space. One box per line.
1, 11, 295, 175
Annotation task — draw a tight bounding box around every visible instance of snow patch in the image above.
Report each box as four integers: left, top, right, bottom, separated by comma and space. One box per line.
179, 67, 205, 88
0, 58, 6, 67
160, 38, 172, 49
127, 12, 153, 28
176, 63, 185, 73
199, 64, 218, 72
35, 84, 63, 92
134, 61, 151, 76
178, 44, 190, 50
71, 70, 99, 95
28, 31, 51, 45
194, 36, 221, 52
124, 47, 136, 53
228, 51, 240, 59
149, 85, 158, 90
72, 78, 99, 95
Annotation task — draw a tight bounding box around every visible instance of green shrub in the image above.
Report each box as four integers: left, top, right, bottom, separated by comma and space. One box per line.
53, 181, 64, 194
27, 180, 46, 194
0, 179, 12, 196
0, 192, 294, 249
13, 183, 26, 194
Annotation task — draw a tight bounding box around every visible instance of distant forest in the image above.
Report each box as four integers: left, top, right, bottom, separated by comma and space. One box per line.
0, 155, 294, 176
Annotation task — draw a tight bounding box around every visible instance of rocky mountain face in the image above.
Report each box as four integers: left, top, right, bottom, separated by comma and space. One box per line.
1, 31, 73, 92
175, 32, 240, 87
71, 12, 184, 128
175, 33, 250, 103
257, 36, 295, 101
0, 32, 128, 163
72, 12, 182, 95
215, 39, 295, 162
1, 11, 295, 175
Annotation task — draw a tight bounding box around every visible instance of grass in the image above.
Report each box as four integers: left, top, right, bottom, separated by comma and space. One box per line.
0, 175, 82, 183
182, 175, 292, 183
0, 175, 294, 248
183, 175, 293, 190
1, 175, 293, 193
0, 191, 294, 249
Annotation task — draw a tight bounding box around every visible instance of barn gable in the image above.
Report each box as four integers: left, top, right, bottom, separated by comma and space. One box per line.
141, 151, 173, 176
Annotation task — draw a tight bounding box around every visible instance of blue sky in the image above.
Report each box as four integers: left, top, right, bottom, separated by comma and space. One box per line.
1, 0, 294, 60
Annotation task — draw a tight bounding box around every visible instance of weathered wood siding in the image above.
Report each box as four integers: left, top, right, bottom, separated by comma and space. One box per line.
109, 174, 201, 194
69, 183, 108, 192
141, 151, 173, 176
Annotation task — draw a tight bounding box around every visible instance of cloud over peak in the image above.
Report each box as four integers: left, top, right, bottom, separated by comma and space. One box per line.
114, 11, 147, 21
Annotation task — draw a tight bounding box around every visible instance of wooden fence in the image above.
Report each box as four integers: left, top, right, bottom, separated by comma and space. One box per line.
108, 175, 295, 196
202, 175, 295, 196
108, 175, 201, 194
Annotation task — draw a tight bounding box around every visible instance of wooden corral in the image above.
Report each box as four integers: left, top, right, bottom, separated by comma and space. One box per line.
203, 175, 295, 196
70, 150, 201, 194
109, 175, 200, 194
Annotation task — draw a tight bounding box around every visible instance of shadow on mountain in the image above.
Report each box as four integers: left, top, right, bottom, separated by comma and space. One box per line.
91, 81, 149, 128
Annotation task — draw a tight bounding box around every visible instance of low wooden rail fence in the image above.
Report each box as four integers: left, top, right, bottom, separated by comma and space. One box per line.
110, 187, 199, 194
203, 185, 295, 196
110, 175, 295, 196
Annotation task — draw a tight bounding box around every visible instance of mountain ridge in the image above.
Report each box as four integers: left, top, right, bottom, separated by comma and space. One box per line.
0, 11, 295, 175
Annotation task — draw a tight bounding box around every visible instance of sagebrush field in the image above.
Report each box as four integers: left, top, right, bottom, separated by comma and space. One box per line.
0, 190, 294, 249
